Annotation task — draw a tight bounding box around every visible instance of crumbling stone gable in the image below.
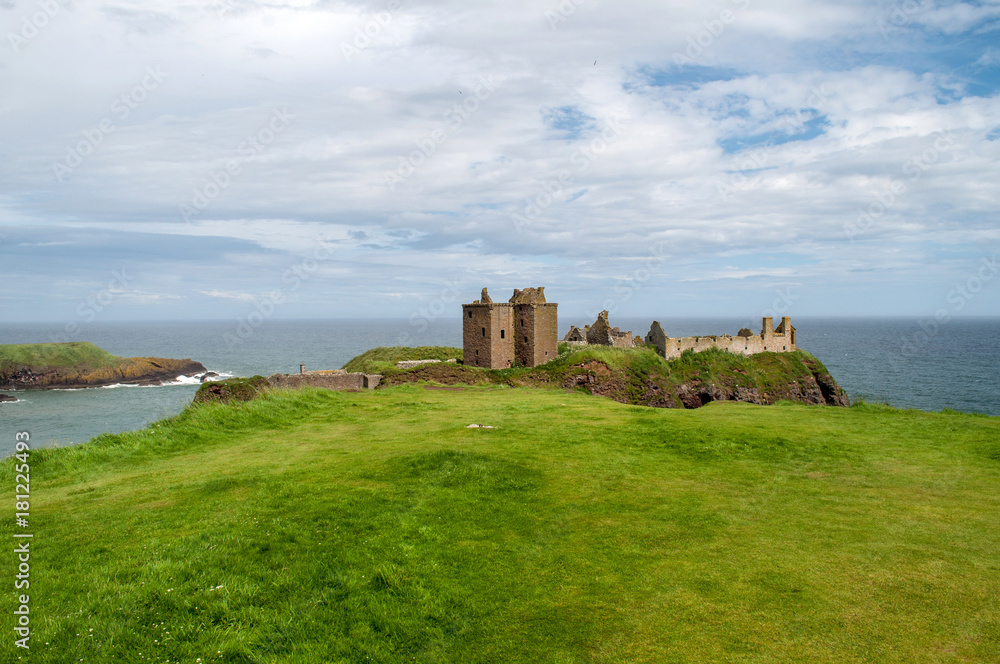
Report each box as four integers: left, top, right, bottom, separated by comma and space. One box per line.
585, 311, 634, 348
510, 287, 546, 304
646, 321, 668, 348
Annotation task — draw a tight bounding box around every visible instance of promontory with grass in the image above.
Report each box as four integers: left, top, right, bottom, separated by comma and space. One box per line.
0, 341, 207, 389
4, 354, 998, 662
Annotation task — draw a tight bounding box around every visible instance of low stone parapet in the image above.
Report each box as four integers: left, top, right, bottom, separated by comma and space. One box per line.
267, 372, 382, 391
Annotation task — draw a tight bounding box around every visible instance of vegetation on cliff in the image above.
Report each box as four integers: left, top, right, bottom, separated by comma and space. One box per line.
193, 375, 270, 404
341, 345, 463, 373
4, 385, 998, 662
0, 341, 206, 389
359, 344, 849, 408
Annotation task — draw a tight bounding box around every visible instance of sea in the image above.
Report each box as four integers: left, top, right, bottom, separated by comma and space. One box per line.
1, 317, 998, 457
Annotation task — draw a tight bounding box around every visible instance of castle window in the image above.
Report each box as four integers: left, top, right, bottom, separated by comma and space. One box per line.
524, 336, 529, 343
468, 311, 472, 318
501, 329, 505, 339
482, 327, 486, 337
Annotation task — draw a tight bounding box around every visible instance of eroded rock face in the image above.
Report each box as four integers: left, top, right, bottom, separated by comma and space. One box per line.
812, 369, 851, 407
559, 357, 850, 410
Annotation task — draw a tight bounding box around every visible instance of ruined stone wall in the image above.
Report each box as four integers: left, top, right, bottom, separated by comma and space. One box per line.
647, 317, 795, 359
586, 313, 614, 345
463, 303, 514, 368
610, 330, 634, 348
267, 372, 382, 390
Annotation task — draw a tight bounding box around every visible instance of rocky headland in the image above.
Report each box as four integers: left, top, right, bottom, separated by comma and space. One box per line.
0, 341, 207, 390
196, 345, 849, 410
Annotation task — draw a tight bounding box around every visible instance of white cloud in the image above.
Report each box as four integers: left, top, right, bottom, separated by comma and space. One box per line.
0, 0, 998, 318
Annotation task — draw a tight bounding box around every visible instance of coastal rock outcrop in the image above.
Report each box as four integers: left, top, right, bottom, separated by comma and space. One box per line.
0, 342, 207, 390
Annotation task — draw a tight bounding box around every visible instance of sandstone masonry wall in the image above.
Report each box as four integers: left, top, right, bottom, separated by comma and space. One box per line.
646, 317, 796, 359
463, 302, 515, 368
267, 372, 382, 390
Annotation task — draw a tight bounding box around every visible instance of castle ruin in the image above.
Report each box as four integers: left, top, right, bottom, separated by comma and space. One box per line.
463, 287, 796, 368
563, 311, 796, 359
564, 312, 639, 348
644, 316, 796, 359
462, 287, 558, 368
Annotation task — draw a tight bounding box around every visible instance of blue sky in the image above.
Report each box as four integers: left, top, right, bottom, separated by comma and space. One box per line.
1, 0, 998, 324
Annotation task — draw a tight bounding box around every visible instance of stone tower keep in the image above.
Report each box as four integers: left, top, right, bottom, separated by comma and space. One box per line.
462, 287, 558, 369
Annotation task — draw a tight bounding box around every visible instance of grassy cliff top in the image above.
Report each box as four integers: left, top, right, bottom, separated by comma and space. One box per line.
4, 385, 998, 662
342, 344, 843, 409
342, 345, 463, 373
342, 343, 829, 379
0, 341, 119, 368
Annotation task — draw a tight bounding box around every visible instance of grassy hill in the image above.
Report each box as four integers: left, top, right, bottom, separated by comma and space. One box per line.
0, 341, 119, 369
4, 384, 999, 662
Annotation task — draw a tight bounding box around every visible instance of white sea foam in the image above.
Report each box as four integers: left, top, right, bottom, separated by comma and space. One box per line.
162, 371, 234, 387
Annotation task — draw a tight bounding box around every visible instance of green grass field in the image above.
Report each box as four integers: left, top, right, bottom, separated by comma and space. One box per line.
3, 385, 999, 663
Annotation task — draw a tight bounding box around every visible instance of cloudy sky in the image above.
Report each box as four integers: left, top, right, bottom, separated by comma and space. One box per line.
2, 0, 999, 323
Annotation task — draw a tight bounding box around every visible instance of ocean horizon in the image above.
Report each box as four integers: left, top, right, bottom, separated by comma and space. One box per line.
1, 316, 998, 456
